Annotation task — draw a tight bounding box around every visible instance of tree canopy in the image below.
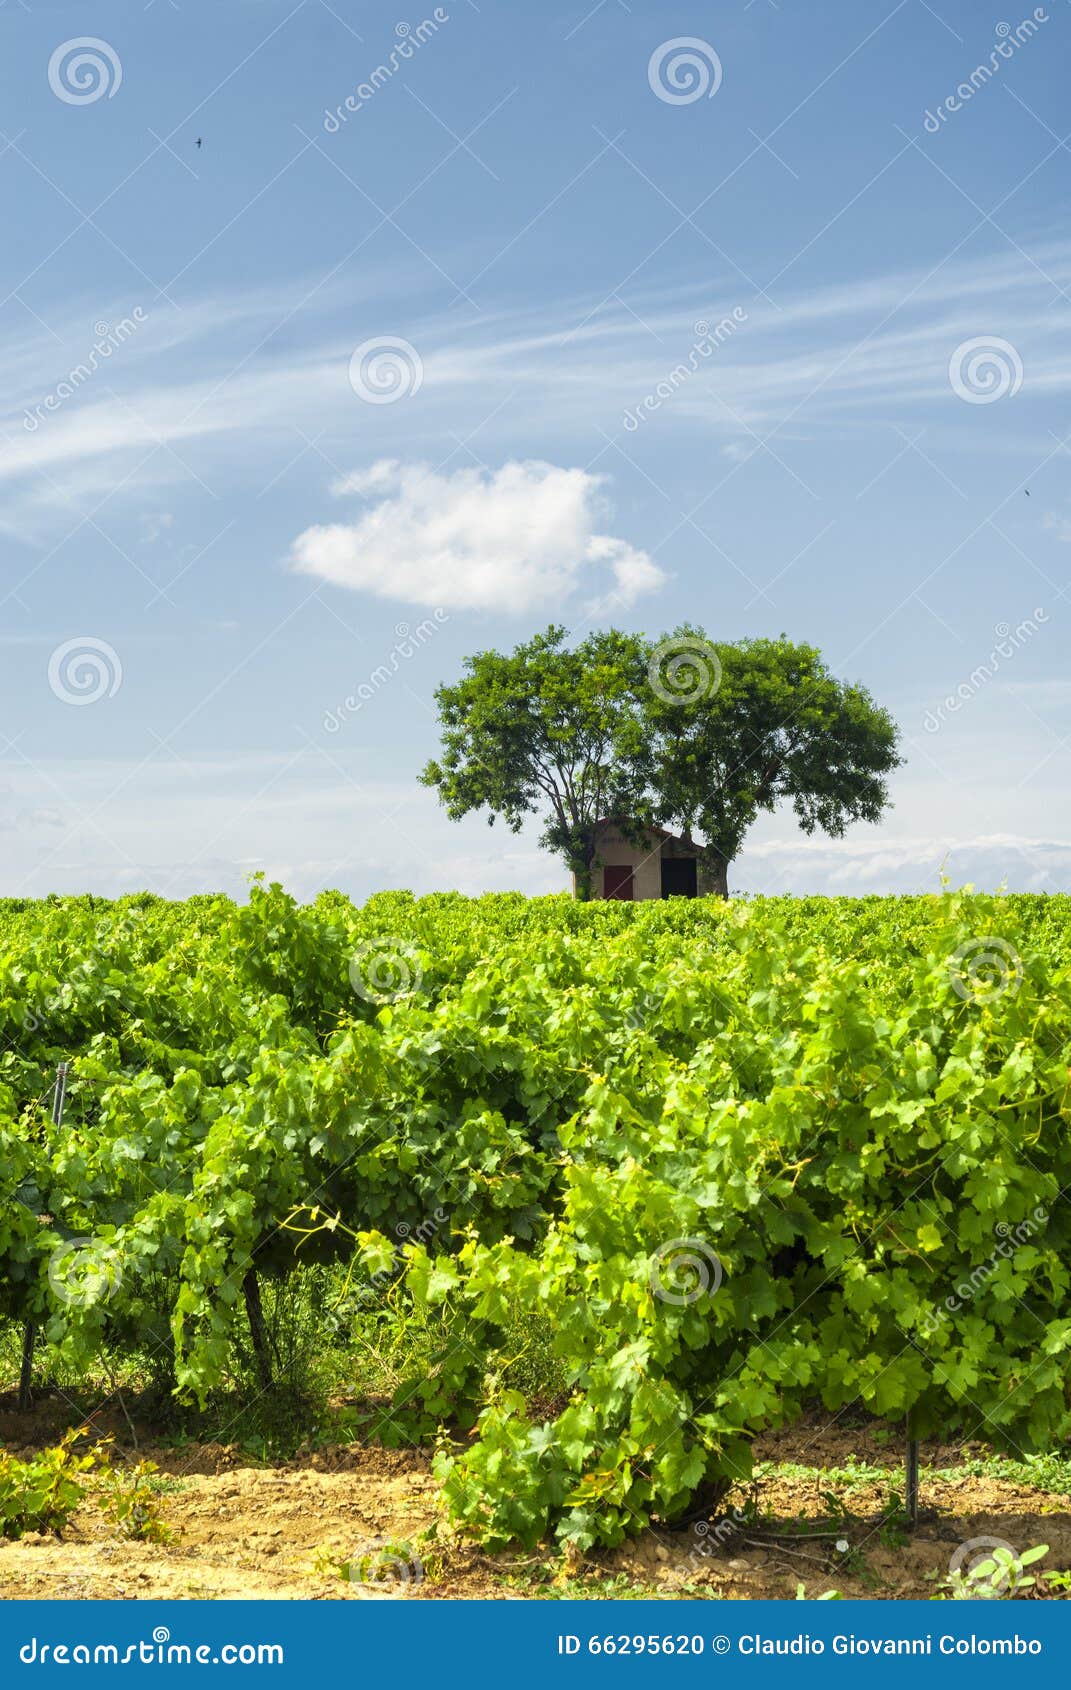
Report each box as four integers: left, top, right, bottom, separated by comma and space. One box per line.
637, 628, 902, 894
419, 626, 645, 898
420, 625, 901, 896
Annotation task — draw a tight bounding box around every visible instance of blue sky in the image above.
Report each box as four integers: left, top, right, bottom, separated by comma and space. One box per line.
1, 0, 1070, 900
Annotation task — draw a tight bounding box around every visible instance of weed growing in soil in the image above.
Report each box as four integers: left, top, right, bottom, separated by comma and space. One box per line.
933, 1543, 1050, 1599
97, 1458, 176, 1544
0, 1430, 95, 1539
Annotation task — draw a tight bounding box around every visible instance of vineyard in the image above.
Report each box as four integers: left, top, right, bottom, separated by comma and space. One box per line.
2, 884, 1071, 1575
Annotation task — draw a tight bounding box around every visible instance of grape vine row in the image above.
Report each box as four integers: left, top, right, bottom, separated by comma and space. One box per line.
2, 883, 1070, 1549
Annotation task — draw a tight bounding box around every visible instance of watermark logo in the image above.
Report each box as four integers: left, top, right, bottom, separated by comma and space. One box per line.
21, 910, 143, 1039
345, 1539, 424, 1593
923, 12, 1049, 133
922, 610, 1046, 733
949, 336, 1023, 404
24, 311, 148, 432
323, 12, 449, 132
648, 637, 722, 705
19, 1630, 284, 1666
917, 1208, 1047, 1338
323, 612, 447, 734
947, 1536, 1023, 1597
48, 1237, 123, 1308
348, 337, 423, 404
623, 311, 747, 432
355, 1209, 449, 1306
948, 935, 1023, 1004
650, 1237, 723, 1305
648, 38, 722, 105
48, 637, 123, 706
48, 38, 123, 105
348, 939, 424, 1004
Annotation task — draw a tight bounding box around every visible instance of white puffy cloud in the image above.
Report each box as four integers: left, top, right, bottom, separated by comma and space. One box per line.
289, 458, 665, 612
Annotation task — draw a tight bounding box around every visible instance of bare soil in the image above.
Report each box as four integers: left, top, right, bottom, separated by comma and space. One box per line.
1, 1405, 1068, 1601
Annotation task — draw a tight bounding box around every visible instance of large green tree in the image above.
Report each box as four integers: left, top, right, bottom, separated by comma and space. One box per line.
637, 629, 902, 894
421, 625, 901, 897
419, 625, 646, 899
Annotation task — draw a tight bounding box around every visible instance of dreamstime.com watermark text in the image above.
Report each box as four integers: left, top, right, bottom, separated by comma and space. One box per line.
622, 311, 747, 432
922, 609, 1047, 733
356, 1208, 448, 1305
323, 612, 448, 734
24, 312, 148, 431
19, 1629, 283, 1667
923, 11, 1049, 132
919, 1208, 1048, 1339
323, 13, 449, 131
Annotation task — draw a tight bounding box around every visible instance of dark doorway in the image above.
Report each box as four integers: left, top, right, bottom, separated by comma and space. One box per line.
603, 865, 634, 900
661, 858, 697, 898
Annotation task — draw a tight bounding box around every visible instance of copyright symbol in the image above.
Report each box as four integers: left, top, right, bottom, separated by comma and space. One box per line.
712, 1635, 731, 1654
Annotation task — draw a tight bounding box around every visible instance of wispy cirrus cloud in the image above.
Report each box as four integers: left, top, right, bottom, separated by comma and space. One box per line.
5, 239, 1071, 540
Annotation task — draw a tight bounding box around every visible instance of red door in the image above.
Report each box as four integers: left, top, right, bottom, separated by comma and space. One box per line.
603, 865, 634, 900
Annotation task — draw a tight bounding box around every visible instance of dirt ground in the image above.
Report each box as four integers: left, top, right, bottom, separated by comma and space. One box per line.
1, 1404, 1068, 1601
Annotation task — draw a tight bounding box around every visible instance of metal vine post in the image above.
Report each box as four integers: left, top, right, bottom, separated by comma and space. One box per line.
17, 1062, 69, 1414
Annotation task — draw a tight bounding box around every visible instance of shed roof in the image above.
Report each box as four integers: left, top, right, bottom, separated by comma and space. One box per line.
594, 816, 694, 845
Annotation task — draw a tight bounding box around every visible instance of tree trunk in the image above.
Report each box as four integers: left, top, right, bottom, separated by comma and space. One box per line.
570, 852, 597, 900
243, 1269, 273, 1392
708, 855, 729, 898
18, 1323, 35, 1412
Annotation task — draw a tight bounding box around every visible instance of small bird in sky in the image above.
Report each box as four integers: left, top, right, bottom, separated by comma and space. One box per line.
1025, 488, 1031, 496
196, 138, 203, 149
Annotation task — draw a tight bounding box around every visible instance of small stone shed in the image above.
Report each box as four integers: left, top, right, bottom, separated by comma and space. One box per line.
577, 819, 715, 901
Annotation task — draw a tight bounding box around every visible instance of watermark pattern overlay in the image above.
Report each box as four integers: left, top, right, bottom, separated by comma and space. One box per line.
345, 1539, 425, 1593
919, 1209, 1047, 1338
622, 311, 747, 432
4, 0, 1071, 1612
323, 12, 450, 132
356, 1210, 448, 1306
948, 935, 1024, 1003
24, 312, 148, 432
323, 613, 447, 734
946, 1537, 1041, 1598
649, 1237, 723, 1305
949, 336, 1023, 404
348, 939, 424, 1003
648, 38, 723, 106
47, 1236, 124, 1309
21, 910, 143, 1037
47, 638, 123, 707
348, 337, 424, 404
648, 637, 723, 705
48, 38, 123, 105
923, 12, 1050, 133
922, 610, 1046, 733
